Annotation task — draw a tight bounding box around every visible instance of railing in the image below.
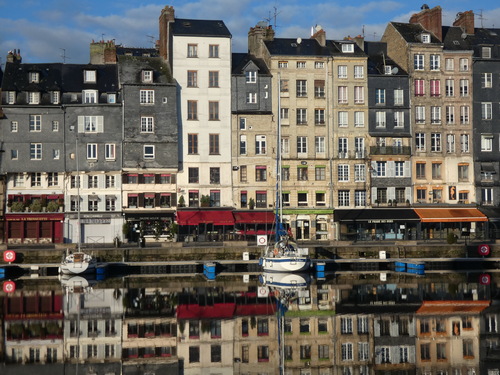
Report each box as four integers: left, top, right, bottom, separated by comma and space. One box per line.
370, 146, 411, 155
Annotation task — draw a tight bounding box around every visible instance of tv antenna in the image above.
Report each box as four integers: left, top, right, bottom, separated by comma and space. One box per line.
264, 6, 280, 30
146, 35, 156, 46
60, 48, 70, 63
477, 9, 486, 28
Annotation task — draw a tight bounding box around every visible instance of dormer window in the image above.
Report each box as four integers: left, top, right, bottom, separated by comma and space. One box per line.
421, 33, 431, 43
29, 72, 39, 83
84, 70, 96, 83
341, 43, 354, 53
28, 92, 40, 104
51, 91, 60, 104
142, 70, 153, 83
384, 65, 392, 75
245, 71, 257, 83
296, 61, 306, 69
482, 47, 491, 59
7, 91, 16, 104
83, 90, 98, 104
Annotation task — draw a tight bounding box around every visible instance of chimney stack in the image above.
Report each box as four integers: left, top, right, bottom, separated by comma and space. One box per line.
409, 5, 443, 41
159, 5, 175, 62
453, 10, 475, 35
311, 26, 326, 47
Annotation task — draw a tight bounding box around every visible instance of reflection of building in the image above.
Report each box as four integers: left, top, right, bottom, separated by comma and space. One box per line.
416, 300, 488, 374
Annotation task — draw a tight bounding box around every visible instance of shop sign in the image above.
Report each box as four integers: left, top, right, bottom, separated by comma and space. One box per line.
367, 219, 394, 223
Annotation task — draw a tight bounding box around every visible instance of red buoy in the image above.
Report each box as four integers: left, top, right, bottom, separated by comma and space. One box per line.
478, 244, 490, 256
3, 250, 16, 263
480, 273, 491, 285
3, 281, 16, 293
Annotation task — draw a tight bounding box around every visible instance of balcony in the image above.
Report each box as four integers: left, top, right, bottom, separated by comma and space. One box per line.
370, 146, 411, 156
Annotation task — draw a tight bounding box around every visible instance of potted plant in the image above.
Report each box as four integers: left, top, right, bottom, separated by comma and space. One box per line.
200, 195, 210, 207
30, 199, 43, 212
249, 198, 255, 210
47, 201, 59, 212
122, 222, 131, 242
11, 201, 25, 212
178, 195, 185, 207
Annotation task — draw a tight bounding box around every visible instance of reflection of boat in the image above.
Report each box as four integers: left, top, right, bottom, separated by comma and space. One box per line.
260, 271, 311, 375
60, 250, 97, 275
59, 274, 97, 294
259, 75, 310, 273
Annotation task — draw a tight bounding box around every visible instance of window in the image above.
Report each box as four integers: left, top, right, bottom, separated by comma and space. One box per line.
209, 101, 219, 120
7, 91, 15, 104
256, 191, 267, 208
481, 135, 493, 152
338, 165, 349, 182
209, 134, 219, 154
482, 102, 493, 120
256, 135, 266, 154
187, 100, 198, 120
11, 149, 18, 160
209, 71, 219, 87
380, 347, 391, 364
338, 111, 348, 127
430, 79, 440, 96
354, 86, 364, 104
30, 172, 41, 187
297, 192, 308, 206
245, 71, 257, 83
432, 163, 442, 179
414, 54, 424, 70
315, 61, 324, 69
295, 108, 307, 125
458, 164, 469, 181
105, 175, 115, 188
87, 143, 97, 159
338, 65, 347, 78
246, 92, 257, 103
315, 136, 325, 153
463, 339, 474, 358
420, 343, 431, 360
315, 166, 326, 181
141, 116, 154, 132
280, 79, 289, 94
482, 73, 493, 88
80, 115, 103, 133
430, 54, 440, 70
210, 344, 221, 363
142, 70, 153, 83
280, 108, 289, 122
189, 346, 200, 363
29, 115, 41, 131
48, 172, 58, 186
395, 161, 405, 177
431, 133, 442, 152
416, 133, 426, 151
88, 175, 98, 189
431, 106, 441, 124
460, 79, 469, 96
209, 44, 219, 58
354, 111, 364, 127
258, 346, 269, 362
338, 190, 350, 207
394, 111, 405, 127
187, 44, 198, 57
394, 89, 403, 105
51, 120, 59, 131
30, 143, 42, 160
84, 70, 96, 82
29, 71, 40, 83
255, 166, 267, 182
83, 90, 98, 104
239, 135, 247, 155
445, 79, 454, 96
71, 175, 81, 188
297, 136, 307, 154
375, 89, 386, 104
28, 92, 40, 104
445, 58, 454, 70
482, 188, 494, 204
314, 80, 325, 98
416, 162, 426, 178
355, 164, 366, 182
143, 145, 155, 159
414, 79, 425, 96
187, 70, 197, 87
447, 134, 456, 153
376, 161, 387, 177
460, 105, 470, 124
341, 343, 353, 361
446, 106, 455, 124
461, 134, 469, 153
342, 43, 354, 53
376, 111, 386, 127
421, 33, 430, 43
278, 61, 288, 68
460, 57, 469, 70
355, 190, 366, 206
105, 144, 115, 160
338, 86, 348, 104
107, 93, 116, 103
314, 109, 325, 125
338, 138, 348, 156
354, 65, 364, 78
296, 80, 307, 97
140, 90, 154, 104
416, 106, 425, 123
188, 134, 198, 154
88, 197, 98, 212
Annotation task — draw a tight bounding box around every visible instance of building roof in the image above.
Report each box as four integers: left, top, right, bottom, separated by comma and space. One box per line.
364, 41, 408, 76
117, 55, 174, 84
442, 26, 473, 51
116, 46, 159, 57
231, 53, 271, 75
172, 18, 231, 38
264, 37, 331, 57
389, 21, 442, 44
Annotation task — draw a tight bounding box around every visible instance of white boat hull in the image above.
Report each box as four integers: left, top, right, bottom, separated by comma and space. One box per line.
261, 272, 309, 288
259, 256, 311, 272
60, 252, 97, 275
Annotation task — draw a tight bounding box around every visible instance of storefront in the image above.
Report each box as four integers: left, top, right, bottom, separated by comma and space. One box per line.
233, 211, 274, 241
414, 208, 488, 241
334, 208, 420, 242
66, 212, 124, 245
478, 207, 500, 240
124, 212, 176, 242
6, 213, 64, 244
176, 209, 235, 242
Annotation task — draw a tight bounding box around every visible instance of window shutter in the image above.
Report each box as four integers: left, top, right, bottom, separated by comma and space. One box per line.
155, 193, 160, 207
97, 116, 104, 133
405, 187, 412, 202
122, 174, 127, 184
138, 194, 144, 208
172, 193, 177, 207
404, 161, 411, 177
387, 161, 395, 177
388, 187, 395, 200
78, 116, 84, 132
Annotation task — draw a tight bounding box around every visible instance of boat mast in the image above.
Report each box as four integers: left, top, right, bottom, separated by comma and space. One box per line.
76, 138, 81, 252
275, 73, 283, 242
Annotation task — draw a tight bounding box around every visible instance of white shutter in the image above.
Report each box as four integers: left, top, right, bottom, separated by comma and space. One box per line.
97, 116, 104, 133
388, 187, 395, 200
78, 116, 84, 132
387, 161, 395, 177
404, 161, 411, 177
405, 187, 412, 202
371, 187, 377, 201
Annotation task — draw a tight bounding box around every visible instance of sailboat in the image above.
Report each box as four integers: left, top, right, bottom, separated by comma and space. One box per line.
259, 74, 311, 273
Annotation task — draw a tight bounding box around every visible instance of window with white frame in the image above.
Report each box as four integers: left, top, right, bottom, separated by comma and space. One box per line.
142, 70, 153, 83
338, 190, 350, 207
144, 145, 155, 159
430, 54, 440, 70
459, 58, 469, 70
51, 120, 59, 131
460, 105, 470, 124
482, 102, 493, 120
280, 107, 289, 120
314, 61, 324, 69
88, 198, 99, 212
79, 115, 103, 133
414, 54, 424, 70
28, 92, 40, 104
314, 80, 325, 98
376, 111, 386, 127
445, 79, 454, 96
50, 91, 59, 104
296, 61, 306, 69
87, 144, 97, 159
461, 134, 469, 153
447, 134, 456, 153
394, 111, 405, 127
421, 33, 430, 43
141, 116, 154, 132
105, 144, 116, 160
29, 71, 39, 83
209, 44, 219, 58
296, 80, 307, 97
414, 79, 425, 96
30, 143, 42, 160
278, 61, 288, 68
246, 93, 257, 104
281, 137, 290, 154
239, 135, 247, 155
354, 65, 364, 78
431, 133, 442, 152
394, 89, 403, 105
358, 342, 369, 361
415, 133, 426, 151
107, 93, 116, 103
31, 172, 41, 187
354, 86, 364, 104
256, 135, 267, 155
482, 73, 493, 88
53, 149, 60, 159
140, 90, 154, 104
48, 172, 58, 186
296, 108, 307, 125
315, 109, 325, 125
430, 79, 440, 96
416, 106, 425, 123
375, 89, 385, 104
354, 164, 366, 182
245, 71, 257, 83
315, 136, 325, 153
187, 44, 198, 57
445, 58, 454, 71
7, 91, 15, 104
342, 43, 354, 53
83, 90, 98, 103
446, 106, 455, 124
84, 70, 96, 82
338, 138, 348, 157
355, 137, 364, 157
105, 175, 115, 188
106, 196, 116, 211
338, 65, 347, 78
355, 190, 366, 206
460, 79, 469, 96
481, 135, 493, 151
338, 86, 348, 104
88, 175, 98, 188
341, 343, 353, 361
431, 106, 441, 124
29, 114, 41, 131
338, 111, 348, 127
338, 165, 349, 182
355, 111, 364, 127
11, 121, 18, 132
376, 161, 387, 177
297, 136, 307, 154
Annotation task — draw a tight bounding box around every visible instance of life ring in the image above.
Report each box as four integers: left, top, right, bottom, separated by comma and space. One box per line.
3, 281, 16, 293
480, 273, 491, 285
273, 248, 278, 256
3, 250, 16, 263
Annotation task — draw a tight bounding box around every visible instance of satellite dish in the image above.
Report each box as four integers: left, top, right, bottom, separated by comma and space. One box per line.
315, 24, 323, 32
461, 33, 467, 39
297, 37, 302, 44
391, 67, 399, 74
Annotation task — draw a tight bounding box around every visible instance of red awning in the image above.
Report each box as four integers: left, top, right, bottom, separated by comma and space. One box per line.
234, 211, 274, 224
176, 210, 235, 226
176, 303, 236, 319
414, 208, 488, 222
235, 303, 276, 316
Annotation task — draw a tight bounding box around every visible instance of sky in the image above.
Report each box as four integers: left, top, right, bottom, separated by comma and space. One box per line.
1, 0, 500, 66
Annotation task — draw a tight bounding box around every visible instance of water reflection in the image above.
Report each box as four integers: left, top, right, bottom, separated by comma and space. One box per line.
1, 270, 499, 374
